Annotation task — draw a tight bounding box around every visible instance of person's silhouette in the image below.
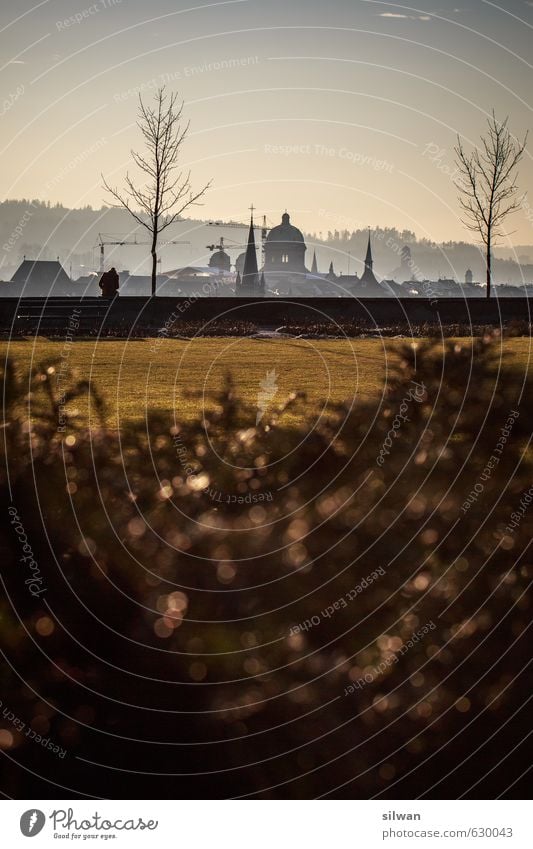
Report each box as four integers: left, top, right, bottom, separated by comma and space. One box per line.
99, 267, 119, 297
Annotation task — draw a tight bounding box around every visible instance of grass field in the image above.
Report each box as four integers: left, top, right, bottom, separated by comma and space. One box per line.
2, 336, 532, 428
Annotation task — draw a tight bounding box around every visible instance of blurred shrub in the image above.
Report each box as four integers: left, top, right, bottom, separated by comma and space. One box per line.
0, 338, 531, 798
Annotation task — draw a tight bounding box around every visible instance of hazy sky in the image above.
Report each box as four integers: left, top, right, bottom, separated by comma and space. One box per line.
1, 0, 533, 243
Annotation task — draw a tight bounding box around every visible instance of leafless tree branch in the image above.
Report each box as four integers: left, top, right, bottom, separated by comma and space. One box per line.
455, 111, 527, 298
102, 86, 211, 295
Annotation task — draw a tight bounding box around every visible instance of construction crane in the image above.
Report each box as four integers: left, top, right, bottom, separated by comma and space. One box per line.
205, 236, 248, 252
96, 233, 190, 273
206, 208, 271, 251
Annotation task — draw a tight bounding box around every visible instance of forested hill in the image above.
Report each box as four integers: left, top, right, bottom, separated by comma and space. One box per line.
1, 199, 532, 284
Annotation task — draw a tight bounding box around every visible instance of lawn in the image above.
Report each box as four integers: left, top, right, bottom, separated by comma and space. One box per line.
1, 336, 532, 428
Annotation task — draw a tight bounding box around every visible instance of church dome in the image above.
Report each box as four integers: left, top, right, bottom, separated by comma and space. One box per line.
208, 249, 231, 271
266, 212, 305, 244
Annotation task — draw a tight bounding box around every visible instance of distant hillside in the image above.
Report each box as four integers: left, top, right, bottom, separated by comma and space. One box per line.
0, 200, 208, 280
0, 199, 532, 284
314, 227, 533, 286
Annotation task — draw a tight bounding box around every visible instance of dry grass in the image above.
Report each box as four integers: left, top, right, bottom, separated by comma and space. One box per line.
1, 336, 531, 428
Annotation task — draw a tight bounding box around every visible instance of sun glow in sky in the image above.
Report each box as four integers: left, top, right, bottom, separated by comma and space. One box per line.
1, 0, 533, 242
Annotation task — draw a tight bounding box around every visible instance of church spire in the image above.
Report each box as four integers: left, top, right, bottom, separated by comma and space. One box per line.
364, 230, 373, 272
360, 228, 381, 290
311, 250, 318, 274
241, 210, 259, 293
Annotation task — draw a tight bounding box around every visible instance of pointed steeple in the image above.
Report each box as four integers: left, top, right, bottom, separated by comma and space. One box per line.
311, 251, 318, 274
364, 230, 373, 273
325, 260, 336, 282
235, 270, 241, 295
259, 271, 265, 295
360, 229, 381, 291
242, 213, 259, 292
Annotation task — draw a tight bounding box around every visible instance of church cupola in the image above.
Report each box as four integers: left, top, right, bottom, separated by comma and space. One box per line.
263, 211, 307, 274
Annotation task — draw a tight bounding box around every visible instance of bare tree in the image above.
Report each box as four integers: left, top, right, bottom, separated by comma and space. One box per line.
455, 112, 527, 298
103, 87, 210, 296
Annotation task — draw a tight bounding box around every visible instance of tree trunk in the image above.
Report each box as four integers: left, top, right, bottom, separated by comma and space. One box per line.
486, 238, 491, 299
151, 244, 157, 297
